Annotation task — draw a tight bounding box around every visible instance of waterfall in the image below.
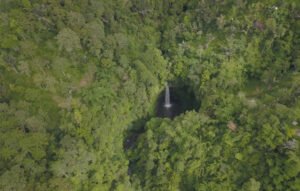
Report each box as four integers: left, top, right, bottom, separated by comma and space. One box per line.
164, 84, 172, 108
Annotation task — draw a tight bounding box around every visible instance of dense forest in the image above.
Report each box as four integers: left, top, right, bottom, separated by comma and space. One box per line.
0, 0, 300, 190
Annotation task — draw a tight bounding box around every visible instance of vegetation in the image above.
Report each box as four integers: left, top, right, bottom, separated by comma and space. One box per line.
0, 0, 299, 190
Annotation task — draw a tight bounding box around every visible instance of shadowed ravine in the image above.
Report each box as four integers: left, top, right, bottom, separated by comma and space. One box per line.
124, 84, 200, 149
156, 84, 199, 119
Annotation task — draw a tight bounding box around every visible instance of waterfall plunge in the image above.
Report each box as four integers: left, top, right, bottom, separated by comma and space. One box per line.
164, 84, 172, 108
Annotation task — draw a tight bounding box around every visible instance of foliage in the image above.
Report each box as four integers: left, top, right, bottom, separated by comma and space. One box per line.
0, 0, 299, 190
